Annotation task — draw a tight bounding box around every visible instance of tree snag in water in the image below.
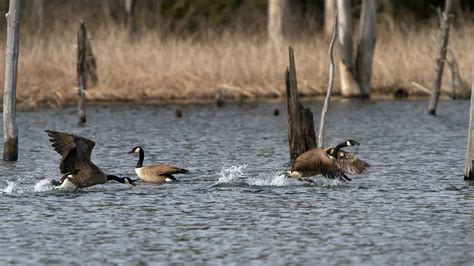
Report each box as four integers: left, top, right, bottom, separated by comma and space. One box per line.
3, 0, 20, 161
285, 47, 316, 162
428, 0, 453, 115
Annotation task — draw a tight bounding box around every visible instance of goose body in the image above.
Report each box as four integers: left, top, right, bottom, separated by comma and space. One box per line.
46, 130, 135, 190
288, 140, 370, 183
129, 146, 188, 183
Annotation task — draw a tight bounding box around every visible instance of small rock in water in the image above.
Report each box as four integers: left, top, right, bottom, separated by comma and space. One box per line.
273, 108, 280, 116
175, 109, 183, 118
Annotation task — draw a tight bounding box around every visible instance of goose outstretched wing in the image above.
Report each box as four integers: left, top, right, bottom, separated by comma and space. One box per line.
45, 130, 96, 174
325, 147, 370, 175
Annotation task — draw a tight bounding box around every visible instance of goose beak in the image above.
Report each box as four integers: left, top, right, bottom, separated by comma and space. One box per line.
354, 141, 360, 146
128, 150, 134, 154
126, 178, 136, 186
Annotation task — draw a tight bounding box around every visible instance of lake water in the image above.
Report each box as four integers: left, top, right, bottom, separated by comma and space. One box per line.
1, 100, 473, 265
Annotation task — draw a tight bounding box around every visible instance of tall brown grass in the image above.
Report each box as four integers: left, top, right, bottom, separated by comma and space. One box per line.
0, 19, 471, 108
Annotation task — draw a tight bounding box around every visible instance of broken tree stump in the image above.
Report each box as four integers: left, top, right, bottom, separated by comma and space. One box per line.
77, 21, 88, 124
428, 0, 453, 115
3, 0, 21, 161
285, 47, 316, 162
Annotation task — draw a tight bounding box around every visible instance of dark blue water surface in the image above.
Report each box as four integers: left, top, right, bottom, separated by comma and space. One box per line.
1, 99, 473, 265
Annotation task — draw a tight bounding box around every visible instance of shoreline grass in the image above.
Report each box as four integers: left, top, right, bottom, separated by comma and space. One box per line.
0, 20, 471, 109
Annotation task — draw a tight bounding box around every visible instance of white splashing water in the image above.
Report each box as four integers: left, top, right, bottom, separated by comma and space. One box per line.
216, 164, 289, 186
248, 173, 288, 186
34, 179, 55, 192
2, 181, 17, 194
216, 164, 247, 184
318, 178, 346, 187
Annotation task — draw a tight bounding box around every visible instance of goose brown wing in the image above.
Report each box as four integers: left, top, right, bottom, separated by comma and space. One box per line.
142, 164, 188, 175
45, 130, 96, 174
331, 149, 370, 175
291, 148, 342, 179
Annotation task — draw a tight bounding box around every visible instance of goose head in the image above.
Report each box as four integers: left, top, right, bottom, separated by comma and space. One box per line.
345, 139, 360, 147
128, 146, 142, 155
107, 175, 136, 186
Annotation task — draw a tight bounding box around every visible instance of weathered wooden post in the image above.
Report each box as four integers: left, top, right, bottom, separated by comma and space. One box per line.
355, 0, 377, 97
286, 47, 317, 162
336, 0, 360, 97
428, 0, 453, 115
464, 54, 474, 180
268, 0, 287, 45
77, 21, 87, 124
3, 0, 21, 161
318, 10, 338, 148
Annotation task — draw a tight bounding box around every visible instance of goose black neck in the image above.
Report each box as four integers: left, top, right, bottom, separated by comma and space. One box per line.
331, 141, 348, 157
136, 149, 144, 168
107, 175, 126, 184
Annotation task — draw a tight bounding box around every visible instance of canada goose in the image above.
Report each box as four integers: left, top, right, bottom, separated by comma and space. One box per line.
46, 130, 135, 190
287, 139, 370, 183
128, 146, 188, 183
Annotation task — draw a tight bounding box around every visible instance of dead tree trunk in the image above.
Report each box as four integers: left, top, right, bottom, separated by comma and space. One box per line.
336, 0, 360, 97
3, 0, 20, 161
286, 47, 317, 162
318, 10, 338, 148
428, 0, 453, 115
125, 0, 134, 37
268, 0, 287, 45
355, 0, 377, 97
77, 21, 87, 124
324, 0, 336, 37
465, 54, 474, 180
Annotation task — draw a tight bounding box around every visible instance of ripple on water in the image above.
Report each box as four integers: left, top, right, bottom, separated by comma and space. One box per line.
0, 100, 473, 264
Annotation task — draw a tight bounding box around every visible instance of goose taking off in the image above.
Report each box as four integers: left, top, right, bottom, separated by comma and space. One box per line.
287, 139, 370, 183
46, 130, 135, 190
129, 146, 188, 183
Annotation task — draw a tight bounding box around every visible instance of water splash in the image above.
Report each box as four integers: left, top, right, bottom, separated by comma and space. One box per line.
248, 173, 288, 186
34, 179, 55, 192
321, 178, 346, 187
216, 164, 289, 187
216, 164, 247, 185
2, 181, 17, 194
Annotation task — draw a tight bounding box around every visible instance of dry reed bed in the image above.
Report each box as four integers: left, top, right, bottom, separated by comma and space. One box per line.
0, 23, 471, 108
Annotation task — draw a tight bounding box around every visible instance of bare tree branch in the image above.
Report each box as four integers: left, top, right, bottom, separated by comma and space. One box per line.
318, 10, 338, 148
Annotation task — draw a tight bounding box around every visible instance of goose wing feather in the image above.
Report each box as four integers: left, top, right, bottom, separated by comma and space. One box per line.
291, 148, 342, 179
326, 148, 370, 175
45, 130, 96, 174
141, 164, 188, 175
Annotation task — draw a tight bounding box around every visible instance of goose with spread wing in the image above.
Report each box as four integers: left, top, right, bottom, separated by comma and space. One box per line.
46, 130, 135, 190
287, 139, 370, 183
